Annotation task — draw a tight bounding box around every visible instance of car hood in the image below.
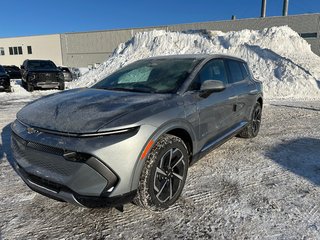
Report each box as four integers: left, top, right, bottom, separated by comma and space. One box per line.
17, 88, 173, 133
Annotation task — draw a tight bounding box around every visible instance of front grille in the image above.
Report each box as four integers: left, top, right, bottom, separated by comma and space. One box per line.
11, 131, 111, 197
38, 73, 56, 82
12, 132, 64, 155
27, 141, 65, 155
11, 133, 84, 183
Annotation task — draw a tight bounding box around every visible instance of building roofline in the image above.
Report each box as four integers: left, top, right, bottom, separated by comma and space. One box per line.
63, 13, 320, 35
170, 12, 320, 26
0, 33, 60, 40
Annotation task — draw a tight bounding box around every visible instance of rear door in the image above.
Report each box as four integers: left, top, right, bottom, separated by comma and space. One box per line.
226, 60, 257, 123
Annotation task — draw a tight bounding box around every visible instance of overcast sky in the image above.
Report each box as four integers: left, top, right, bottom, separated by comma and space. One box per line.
1, 0, 319, 37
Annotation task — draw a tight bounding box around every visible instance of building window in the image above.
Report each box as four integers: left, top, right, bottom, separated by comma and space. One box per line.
9, 46, 23, 55
27, 46, 32, 54
300, 32, 318, 39
0, 47, 4, 55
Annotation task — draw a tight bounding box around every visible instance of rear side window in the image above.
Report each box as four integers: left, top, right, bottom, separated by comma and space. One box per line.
227, 60, 245, 83
240, 63, 250, 79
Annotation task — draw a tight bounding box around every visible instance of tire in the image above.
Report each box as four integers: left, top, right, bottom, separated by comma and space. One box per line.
26, 83, 34, 92
5, 86, 12, 93
238, 102, 262, 138
59, 82, 65, 90
134, 134, 189, 211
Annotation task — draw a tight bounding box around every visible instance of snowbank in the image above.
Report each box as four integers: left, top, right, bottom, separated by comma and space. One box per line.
69, 26, 320, 99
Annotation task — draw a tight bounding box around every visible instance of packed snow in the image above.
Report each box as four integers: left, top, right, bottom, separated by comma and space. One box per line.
1, 100, 320, 239
68, 26, 320, 100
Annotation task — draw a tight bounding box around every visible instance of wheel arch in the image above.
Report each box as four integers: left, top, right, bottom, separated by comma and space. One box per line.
166, 128, 193, 159
257, 96, 263, 108
130, 120, 196, 192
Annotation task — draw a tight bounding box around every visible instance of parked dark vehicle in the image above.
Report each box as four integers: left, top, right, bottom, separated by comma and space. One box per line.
0, 65, 11, 92
3, 65, 22, 79
21, 59, 65, 92
11, 55, 263, 211
59, 67, 73, 81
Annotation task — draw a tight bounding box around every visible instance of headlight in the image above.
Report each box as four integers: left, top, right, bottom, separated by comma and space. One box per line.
20, 123, 140, 138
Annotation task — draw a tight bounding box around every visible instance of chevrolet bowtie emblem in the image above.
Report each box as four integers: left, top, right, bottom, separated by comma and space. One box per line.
27, 127, 38, 134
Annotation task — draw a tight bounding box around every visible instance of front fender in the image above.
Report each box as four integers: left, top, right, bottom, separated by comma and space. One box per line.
130, 119, 196, 192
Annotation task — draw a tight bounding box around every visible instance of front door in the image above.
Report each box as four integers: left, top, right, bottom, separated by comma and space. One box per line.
186, 59, 238, 150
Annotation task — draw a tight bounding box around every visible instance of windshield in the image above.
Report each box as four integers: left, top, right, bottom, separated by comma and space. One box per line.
0, 66, 6, 74
27, 60, 57, 70
92, 58, 202, 93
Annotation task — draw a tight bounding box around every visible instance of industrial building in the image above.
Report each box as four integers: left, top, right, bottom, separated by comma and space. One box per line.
0, 13, 319, 68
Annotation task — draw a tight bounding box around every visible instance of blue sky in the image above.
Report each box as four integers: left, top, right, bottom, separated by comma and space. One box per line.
1, 0, 319, 37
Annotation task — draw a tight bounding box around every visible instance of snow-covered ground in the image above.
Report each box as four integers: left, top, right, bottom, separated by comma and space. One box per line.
0, 100, 320, 239
0, 26, 320, 239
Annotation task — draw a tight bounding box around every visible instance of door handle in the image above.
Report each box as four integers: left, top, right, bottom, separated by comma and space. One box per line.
229, 96, 237, 100
249, 89, 258, 94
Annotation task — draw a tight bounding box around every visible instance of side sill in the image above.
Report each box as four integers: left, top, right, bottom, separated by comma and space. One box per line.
190, 121, 248, 166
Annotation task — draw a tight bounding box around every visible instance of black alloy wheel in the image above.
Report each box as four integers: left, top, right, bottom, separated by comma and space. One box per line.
134, 134, 189, 211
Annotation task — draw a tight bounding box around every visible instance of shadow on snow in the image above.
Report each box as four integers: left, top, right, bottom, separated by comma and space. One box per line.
0, 124, 17, 171
265, 137, 320, 186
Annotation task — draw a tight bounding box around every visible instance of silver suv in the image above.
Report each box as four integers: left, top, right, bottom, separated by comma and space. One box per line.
10, 54, 263, 211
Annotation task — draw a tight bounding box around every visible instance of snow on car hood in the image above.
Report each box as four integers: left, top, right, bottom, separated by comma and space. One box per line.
16, 88, 171, 133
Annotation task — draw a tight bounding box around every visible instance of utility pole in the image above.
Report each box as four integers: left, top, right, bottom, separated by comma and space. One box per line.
283, 0, 289, 16
261, 0, 267, 18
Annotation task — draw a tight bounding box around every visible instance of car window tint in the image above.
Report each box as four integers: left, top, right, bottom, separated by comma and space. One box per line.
190, 59, 228, 90
228, 60, 244, 83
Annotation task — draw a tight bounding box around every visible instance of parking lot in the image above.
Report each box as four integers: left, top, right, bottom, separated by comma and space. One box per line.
1, 99, 319, 239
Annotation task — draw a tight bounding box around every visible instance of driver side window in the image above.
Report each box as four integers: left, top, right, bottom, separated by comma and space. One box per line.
190, 59, 228, 90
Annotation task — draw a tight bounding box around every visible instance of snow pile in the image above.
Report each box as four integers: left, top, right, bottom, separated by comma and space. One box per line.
69, 26, 320, 99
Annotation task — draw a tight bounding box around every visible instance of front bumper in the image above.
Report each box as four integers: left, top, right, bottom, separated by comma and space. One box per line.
35, 82, 60, 88
13, 163, 136, 207
11, 131, 126, 207
10, 120, 156, 206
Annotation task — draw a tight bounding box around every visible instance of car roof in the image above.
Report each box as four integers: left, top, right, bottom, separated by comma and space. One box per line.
27, 59, 51, 61
145, 54, 246, 63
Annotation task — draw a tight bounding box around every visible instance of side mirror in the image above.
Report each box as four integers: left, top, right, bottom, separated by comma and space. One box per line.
200, 80, 226, 97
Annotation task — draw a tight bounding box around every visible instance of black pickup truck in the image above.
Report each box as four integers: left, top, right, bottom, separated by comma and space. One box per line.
21, 59, 65, 92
